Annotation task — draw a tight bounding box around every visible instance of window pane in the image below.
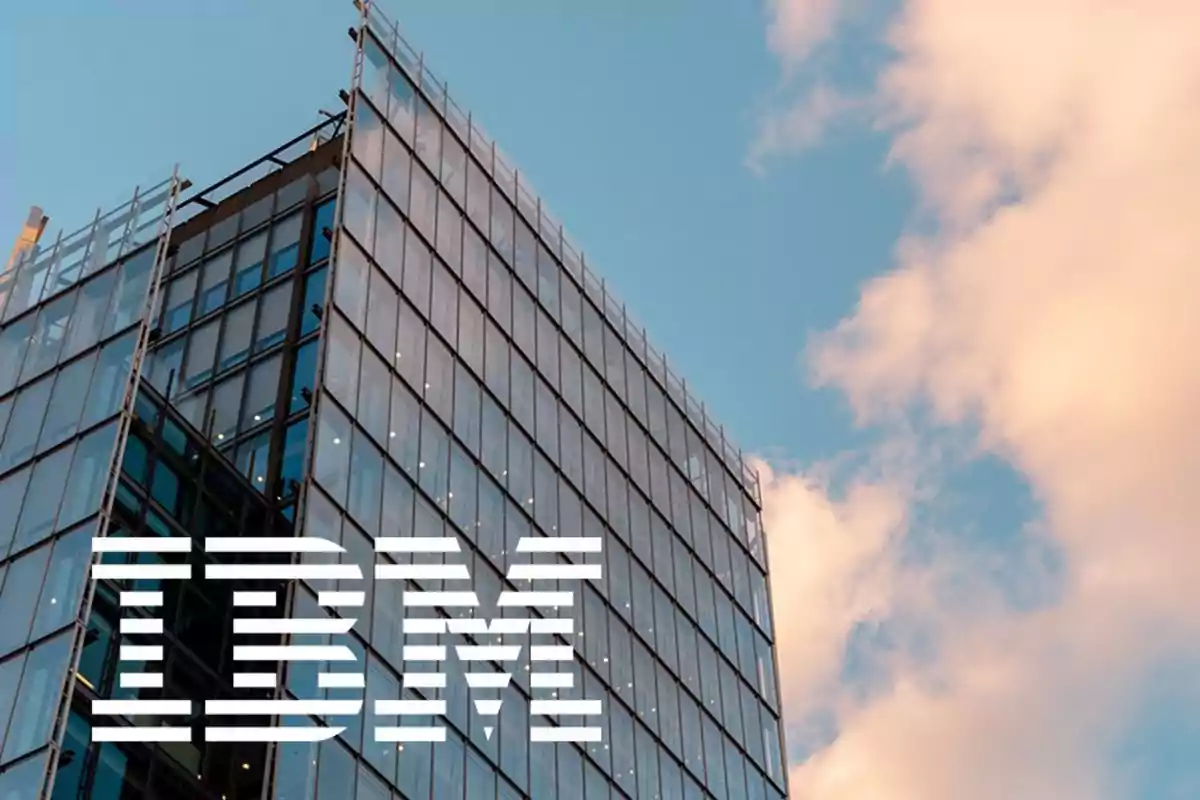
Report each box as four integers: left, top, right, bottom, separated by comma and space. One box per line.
0, 376, 52, 471
314, 400, 353, 505
430, 259, 458, 346
0, 315, 34, 397
402, 228, 432, 316
197, 249, 232, 317
357, 348, 391, 445
410, 163, 437, 244
209, 373, 244, 444
348, 429, 384, 537
388, 377, 421, 476
37, 354, 95, 453
1, 631, 71, 763
59, 422, 118, 530
13, 443, 74, 552
325, 313, 361, 411
335, 236, 370, 329
243, 353, 282, 429
31, 523, 92, 641
309, 201, 337, 266
255, 283, 291, 352
344, 163, 377, 252
217, 301, 255, 372
21, 290, 75, 382
353, 97, 385, 177
63, 270, 115, 360
105, 247, 155, 336
233, 230, 267, 297
365, 266, 398, 357
382, 127, 411, 213
182, 320, 218, 389
0, 543, 50, 656
290, 339, 318, 413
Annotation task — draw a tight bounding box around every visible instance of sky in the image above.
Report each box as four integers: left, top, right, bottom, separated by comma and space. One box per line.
3, 1, 1199, 797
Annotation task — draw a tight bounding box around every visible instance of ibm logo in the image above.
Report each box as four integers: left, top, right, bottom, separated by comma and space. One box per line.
89, 534, 603, 745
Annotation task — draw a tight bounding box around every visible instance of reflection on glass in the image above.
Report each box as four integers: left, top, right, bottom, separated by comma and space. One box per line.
0, 376, 53, 472
59, 422, 118, 531
37, 353, 95, 452
1, 629, 71, 764
13, 443, 74, 552
269, 213, 303, 278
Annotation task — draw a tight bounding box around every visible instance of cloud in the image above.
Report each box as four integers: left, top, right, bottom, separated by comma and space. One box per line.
759, 0, 1200, 797
767, 0, 843, 69
748, 85, 865, 172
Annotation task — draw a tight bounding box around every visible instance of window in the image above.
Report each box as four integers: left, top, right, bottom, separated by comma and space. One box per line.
453, 364, 482, 454
0, 543, 50, 655
424, 335, 454, 423
461, 224, 487, 303
325, 313, 361, 411
22, 290, 74, 382
512, 285, 536, 361
233, 230, 267, 297
466, 159, 490, 235
348, 429, 384, 537
382, 128, 411, 213
610, 702, 636, 794
197, 249, 232, 316
480, 394, 507, 482
290, 339, 318, 413
105, 248, 154, 336
62, 270, 115, 361
336, 236, 370, 328
430, 259, 458, 345
0, 315, 34, 397
365, 266, 398, 357
280, 420, 308, 499
357, 348, 391, 445
402, 227, 432, 315
388, 377, 421, 476
353, 97, 385, 177
418, 410, 451, 506
410, 163, 437, 244
436, 193, 462, 273
490, 186, 513, 265
36, 353, 94, 453
182, 320, 218, 389
314, 401, 352, 505
395, 298, 426, 392
255, 283, 290, 352
499, 687, 529, 791
301, 267, 326, 337
209, 373, 244, 444
487, 250, 512, 333
510, 352, 535, 434
309, 201, 337, 266
217, 301, 255, 372
243, 353, 282, 428
484, 320, 510, 404
236, 432, 270, 488
13, 443, 74, 551
0, 376, 52, 472
1, 630, 71, 763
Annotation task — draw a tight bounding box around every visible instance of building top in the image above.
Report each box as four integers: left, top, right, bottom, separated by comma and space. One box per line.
360, 0, 762, 504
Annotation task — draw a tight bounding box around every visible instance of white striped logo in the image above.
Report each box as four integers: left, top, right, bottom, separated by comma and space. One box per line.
89, 533, 603, 745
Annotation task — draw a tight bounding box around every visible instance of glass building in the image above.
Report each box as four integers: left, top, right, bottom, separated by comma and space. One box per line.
0, 3, 786, 799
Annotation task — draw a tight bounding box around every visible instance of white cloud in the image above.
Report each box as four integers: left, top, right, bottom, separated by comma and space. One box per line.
760, 0, 1200, 797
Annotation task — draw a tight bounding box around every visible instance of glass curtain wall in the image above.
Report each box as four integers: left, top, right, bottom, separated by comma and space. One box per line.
0, 175, 182, 800
279, 5, 787, 799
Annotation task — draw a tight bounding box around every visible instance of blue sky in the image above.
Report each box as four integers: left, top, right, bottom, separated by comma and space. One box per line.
0, 0, 907, 465
4, 2, 1198, 798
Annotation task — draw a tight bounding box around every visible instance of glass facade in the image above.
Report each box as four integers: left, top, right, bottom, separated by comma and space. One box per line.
5, 3, 785, 798
0, 176, 182, 799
